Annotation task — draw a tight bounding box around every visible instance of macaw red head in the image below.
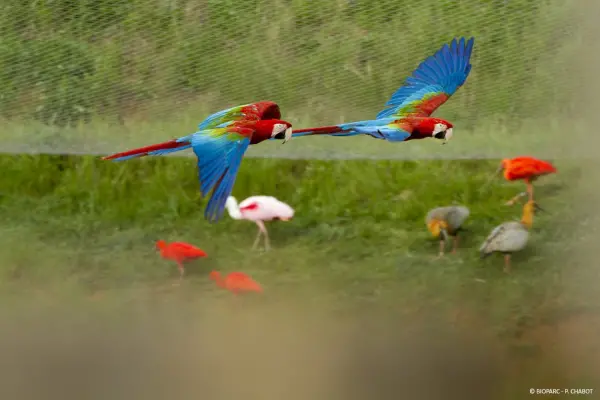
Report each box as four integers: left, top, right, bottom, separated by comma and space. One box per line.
417, 118, 454, 143
255, 119, 293, 143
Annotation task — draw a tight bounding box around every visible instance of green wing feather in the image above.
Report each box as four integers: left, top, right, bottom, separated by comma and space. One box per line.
198, 101, 281, 130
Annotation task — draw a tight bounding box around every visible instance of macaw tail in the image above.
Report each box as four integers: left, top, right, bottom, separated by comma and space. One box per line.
291, 125, 353, 138
102, 138, 192, 161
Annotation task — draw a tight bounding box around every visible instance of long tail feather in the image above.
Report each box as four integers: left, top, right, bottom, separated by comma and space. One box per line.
291, 125, 350, 138
291, 122, 406, 141
102, 139, 192, 161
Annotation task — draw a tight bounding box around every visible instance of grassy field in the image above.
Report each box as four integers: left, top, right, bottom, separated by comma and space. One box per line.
0, 153, 597, 398
0, 1, 596, 398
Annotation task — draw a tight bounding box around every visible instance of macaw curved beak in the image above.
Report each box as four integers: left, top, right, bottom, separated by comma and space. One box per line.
434, 128, 452, 145
442, 128, 453, 145
282, 127, 292, 144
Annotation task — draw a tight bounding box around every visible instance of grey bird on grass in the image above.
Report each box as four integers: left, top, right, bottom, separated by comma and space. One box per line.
479, 198, 544, 273
425, 205, 470, 257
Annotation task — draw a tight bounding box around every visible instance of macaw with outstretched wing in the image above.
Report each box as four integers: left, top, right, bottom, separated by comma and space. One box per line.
290, 37, 475, 144
103, 101, 293, 222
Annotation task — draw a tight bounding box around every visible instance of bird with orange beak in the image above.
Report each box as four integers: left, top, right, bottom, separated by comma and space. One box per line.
425, 205, 470, 257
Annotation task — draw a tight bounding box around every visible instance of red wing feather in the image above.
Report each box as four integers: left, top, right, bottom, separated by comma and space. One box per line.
247, 101, 281, 120
170, 242, 207, 257
412, 94, 450, 117
505, 158, 556, 181
239, 202, 259, 211
227, 272, 263, 292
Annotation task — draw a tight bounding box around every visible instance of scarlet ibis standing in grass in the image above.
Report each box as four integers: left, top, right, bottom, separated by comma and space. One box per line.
225, 195, 294, 251
102, 101, 293, 223
494, 156, 557, 205
209, 271, 263, 295
156, 240, 207, 280
288, 37, 475, 144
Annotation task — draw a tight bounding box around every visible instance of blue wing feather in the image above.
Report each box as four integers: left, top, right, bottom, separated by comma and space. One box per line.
191, 132, 250, 223
204, 140, 249, 222
376, 37, 475, 119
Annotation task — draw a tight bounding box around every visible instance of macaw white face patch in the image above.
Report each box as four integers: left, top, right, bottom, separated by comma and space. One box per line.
433, 123, 452, 143
272, 123, 287, 137
433, 123, 447, 136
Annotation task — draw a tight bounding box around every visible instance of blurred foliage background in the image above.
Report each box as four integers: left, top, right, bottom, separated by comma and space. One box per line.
0, 0, 580, 156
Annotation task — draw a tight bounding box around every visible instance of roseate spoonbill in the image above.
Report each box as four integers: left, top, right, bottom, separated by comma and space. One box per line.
102, 101, 293, 222
156, 240, 207, 280
492, 156, 557, 206
209, 271, 263, 295
225, 195, 294, 251
479, 199, 544, 273
425, 205, 470, 257
289, 37, 475, 145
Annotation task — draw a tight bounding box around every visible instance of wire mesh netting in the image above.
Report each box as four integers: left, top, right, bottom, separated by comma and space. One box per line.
0, 0, 581, 159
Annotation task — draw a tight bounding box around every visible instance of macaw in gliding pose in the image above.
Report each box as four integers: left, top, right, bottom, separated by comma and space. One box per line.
102, 101, 293, 223
290, 37, 475, 144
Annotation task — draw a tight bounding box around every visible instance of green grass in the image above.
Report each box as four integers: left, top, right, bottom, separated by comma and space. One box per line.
0, 154, 582, 311
0, 156, 583, 319
1, 154, 597, 398
0, 0, 593, 396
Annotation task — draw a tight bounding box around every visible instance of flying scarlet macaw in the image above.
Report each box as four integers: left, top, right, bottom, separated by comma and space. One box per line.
102, 101, 293, 222
290, 37, 475, 144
